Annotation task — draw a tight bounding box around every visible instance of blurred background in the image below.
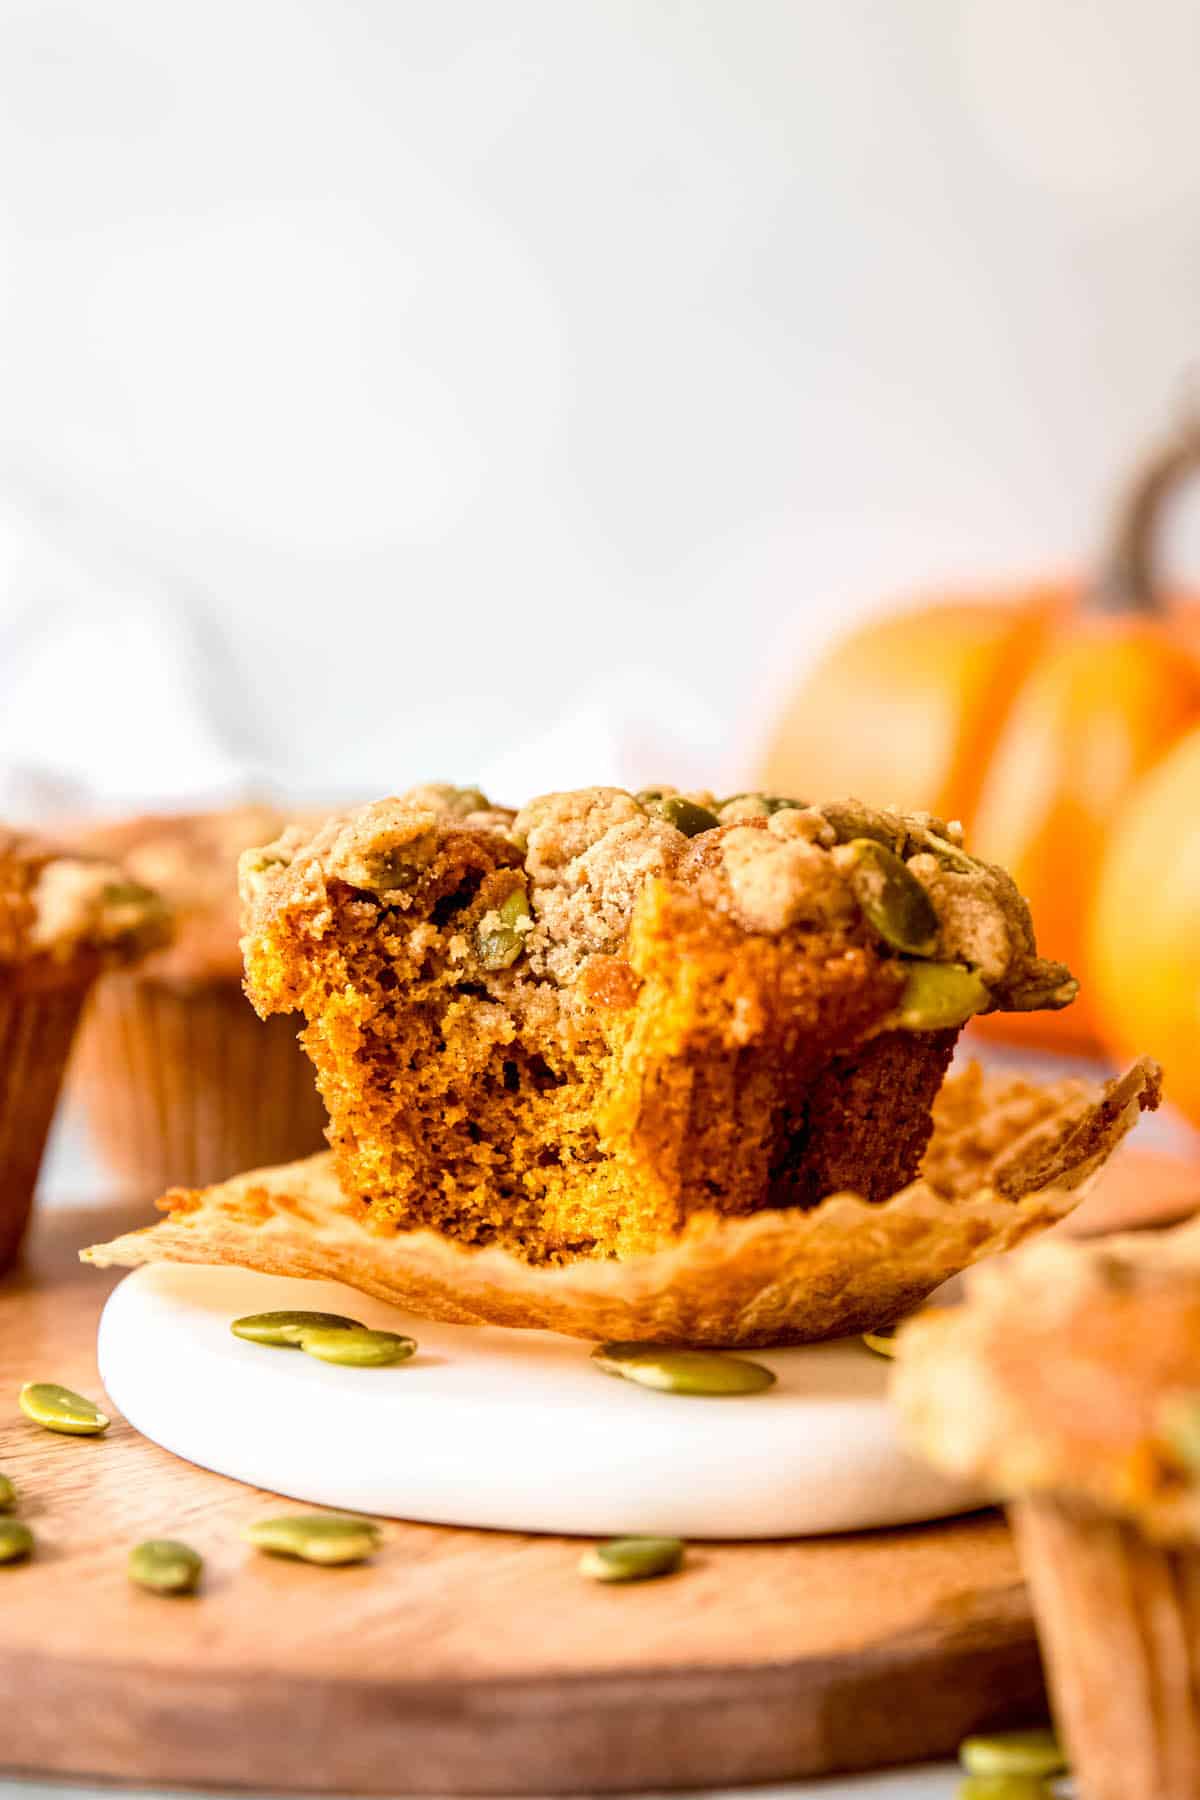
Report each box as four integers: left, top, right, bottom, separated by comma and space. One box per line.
4, 0, 1200, 1192
5, 0, 1200, 807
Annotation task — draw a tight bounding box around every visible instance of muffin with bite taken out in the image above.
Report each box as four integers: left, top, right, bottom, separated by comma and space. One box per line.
237, 783, 1077, 1264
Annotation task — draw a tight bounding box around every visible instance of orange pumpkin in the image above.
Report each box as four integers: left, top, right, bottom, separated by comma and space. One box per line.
759, 424, 1200, 1049
1089, 727, 1200, 1125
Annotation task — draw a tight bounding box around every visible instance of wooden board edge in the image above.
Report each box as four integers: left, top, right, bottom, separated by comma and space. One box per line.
1, 1615, 1047, 1794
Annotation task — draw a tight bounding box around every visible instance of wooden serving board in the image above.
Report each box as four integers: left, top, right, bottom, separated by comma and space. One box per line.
0, 1148, 1195, 1797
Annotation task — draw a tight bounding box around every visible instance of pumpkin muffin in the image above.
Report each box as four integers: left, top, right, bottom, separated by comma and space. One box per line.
0, 829, 168, 1268
238, 784, 1076, 1265
894, 1221, 1200, 1800
71, 807, 330, 1194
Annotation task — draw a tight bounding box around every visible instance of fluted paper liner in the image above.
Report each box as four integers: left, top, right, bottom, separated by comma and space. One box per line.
72, 974, 329, 1194
0, 980, 91, 1271
1012, 1497, 1200, 1800
82, 1058, 1160, 1347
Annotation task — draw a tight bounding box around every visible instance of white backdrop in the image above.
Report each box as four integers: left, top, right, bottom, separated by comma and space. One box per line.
3, 0, 1200, 808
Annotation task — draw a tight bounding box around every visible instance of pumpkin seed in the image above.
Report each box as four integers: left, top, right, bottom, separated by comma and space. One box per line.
591, 1343, 776, 1396
955, 1779, 1052, 1800
0, 1520, 33, 1566
717, 794, 805, 817
299, 1326, 417, 1367
128, 1539, 203, 1597
245, 1513, 382, 1566
1158, 1393, 1200, 1471
475, 885, 533, 971
579, 1536, 685, 1583
960, 1729, 1066, 1779
841, 838, 940, 956
862, 1325, 900, 1358
231, 1310, 363, 1348
19, 1381, 110, 1436
897, 961, 989, 1031
645, 796, 720, 838
0, 1473, 14, 1512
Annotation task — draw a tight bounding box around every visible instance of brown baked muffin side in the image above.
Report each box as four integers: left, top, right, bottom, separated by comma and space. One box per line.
0, 829, 169, 1265
71, 806, 330, 1191
240, 785, 1074, 1264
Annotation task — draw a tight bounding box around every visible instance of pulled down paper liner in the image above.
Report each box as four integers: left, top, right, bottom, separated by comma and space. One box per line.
82, 1059, 1161, 1347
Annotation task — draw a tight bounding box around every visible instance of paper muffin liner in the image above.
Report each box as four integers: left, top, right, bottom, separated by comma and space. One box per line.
82, 1058, 1158, 1347
0, 978, 92, 1271
1012, 1495, 1200, 1800
72, 973, 328, 1195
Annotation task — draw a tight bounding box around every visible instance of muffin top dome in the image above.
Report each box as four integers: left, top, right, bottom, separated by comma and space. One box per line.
0, 826, 170, 979
894, 1215, 1200, 1545
240, 783, 1076, 1028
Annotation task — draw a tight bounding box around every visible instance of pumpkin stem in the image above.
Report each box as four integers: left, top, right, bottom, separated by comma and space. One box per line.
1092, 412, 1200, 614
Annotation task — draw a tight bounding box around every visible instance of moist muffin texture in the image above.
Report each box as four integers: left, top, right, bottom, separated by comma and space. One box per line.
240, 785, 1075, 1264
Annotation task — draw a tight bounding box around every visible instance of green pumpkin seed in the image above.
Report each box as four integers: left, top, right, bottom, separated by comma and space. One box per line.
299, 1327, 417, 1367
232, 1310, 363, 1348
0, 1520, 33, 1566
645, 796, 720, 838
717, 793, 805, 817
579, 1536, 685, 1583
897, 961, 989, 1031
245, 1513, 382, 1566
842, 838, 940, 956
955, 1779, 1052, 1800
960, 1729, 1066, 1779
19, 1382, 110, 1436
128, 1539, 203, 1597
0, 1473, 14, 1512
476, 885, 533, 970
592, 1343, 776, 1396
1158, 1393, 1200, 1470
862, 1325, 900, 1358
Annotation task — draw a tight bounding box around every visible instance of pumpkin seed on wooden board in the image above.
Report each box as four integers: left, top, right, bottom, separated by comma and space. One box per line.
299, 1327, 417, 1367
244, 1514, 382, 1566
591, 1343, 776, 1396
0, 1520, 33, 1565
128, 1539, 203, 1597
19, 1381, 110, 1436
0, 1473, 14, 1511
960, 1728, 1066, 1778
231, 1310, 364, 1348
579, 1537, 685, 1583
956, 1778, 1054, 1800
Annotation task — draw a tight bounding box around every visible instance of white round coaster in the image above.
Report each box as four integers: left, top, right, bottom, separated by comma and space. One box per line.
98, 1264, 984, 1539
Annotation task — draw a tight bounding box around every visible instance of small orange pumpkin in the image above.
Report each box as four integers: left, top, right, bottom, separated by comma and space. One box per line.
759, 424, 1200, 1049
1089, 727, 1200, 1126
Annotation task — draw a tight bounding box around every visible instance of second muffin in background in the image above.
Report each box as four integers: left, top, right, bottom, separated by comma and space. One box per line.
71, 806, 330, 1193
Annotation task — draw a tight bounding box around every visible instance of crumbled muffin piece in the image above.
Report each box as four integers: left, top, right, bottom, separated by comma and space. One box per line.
240, 785, 1075, 1263
894, 1199, 1200, 1545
